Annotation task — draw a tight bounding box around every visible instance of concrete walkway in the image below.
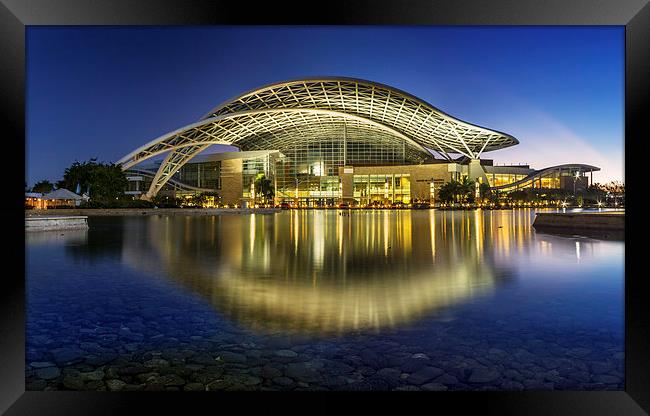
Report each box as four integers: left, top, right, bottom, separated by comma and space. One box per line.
533, 211, 625, 231
25, 208, 281, 217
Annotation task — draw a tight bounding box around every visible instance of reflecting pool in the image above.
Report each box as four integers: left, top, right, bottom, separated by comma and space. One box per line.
26, 209, 624, 391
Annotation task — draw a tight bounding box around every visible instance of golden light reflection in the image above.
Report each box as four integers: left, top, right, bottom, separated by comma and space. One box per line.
116, 211, 598, 337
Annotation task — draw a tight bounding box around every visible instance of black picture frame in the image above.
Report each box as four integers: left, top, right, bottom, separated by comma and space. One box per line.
2, 0, 648, 414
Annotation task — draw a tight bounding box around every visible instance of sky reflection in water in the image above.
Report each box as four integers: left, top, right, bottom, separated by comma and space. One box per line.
26, 209, 624, 391
31, 209, 623, 338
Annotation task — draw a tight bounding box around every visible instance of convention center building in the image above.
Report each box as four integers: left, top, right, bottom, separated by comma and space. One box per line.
118, 77, 599, 206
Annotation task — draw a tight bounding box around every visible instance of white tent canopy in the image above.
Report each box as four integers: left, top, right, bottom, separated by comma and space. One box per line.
42, 188, 83, 200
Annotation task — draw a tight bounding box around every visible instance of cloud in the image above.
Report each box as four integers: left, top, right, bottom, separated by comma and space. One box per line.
486, 107, 624, 184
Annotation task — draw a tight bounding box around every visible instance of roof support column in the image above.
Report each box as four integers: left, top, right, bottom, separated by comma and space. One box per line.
467, 159, 490, 196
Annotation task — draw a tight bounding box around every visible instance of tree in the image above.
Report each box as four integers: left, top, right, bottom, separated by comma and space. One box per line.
188, 193, 207, 207
458, 177, 475, 203
438, 180, 458, 203
151, 194, 182, 208
509, 190, 527, 203
32, 180, 54, 193
437, 178, 474, 204
57, 159, 128, 201
200, 191, 220, 207
254, 173, 274, 205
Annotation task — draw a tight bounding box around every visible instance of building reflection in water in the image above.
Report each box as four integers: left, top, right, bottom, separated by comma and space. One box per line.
131, 212, 506, 335
114, 211, 528, 337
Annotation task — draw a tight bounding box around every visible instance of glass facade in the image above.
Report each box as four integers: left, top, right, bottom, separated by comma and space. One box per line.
175, 161, 220, 190
487, 173, 528, 187
353, 174, 411, 206
242, 154, 277, 199
274, 138, 411, 205
493, 167, 589, 193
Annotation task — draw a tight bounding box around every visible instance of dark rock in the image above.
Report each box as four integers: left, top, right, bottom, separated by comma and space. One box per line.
592, 374, 620, 384
543, 370, 561, 383
80, 369, 104, 382
266, 338, 292, 349
274, 350, 298, 358
106, 379, 127, 391
407, 366, 445, 385
360, 349, 387, 369
421, 383, 448, 391
144, 358, 170, 368
191, 371, 221, 384
119, 328, 144, 342
189, 354, 216, 366
261, 365, 282, 379
503, 369, 522, 380
343, 381, 373, 391
242, 376, 262, 386
85, 380, 106, 390
104, 367, 119, 379
121, 383, 145, 391
50, 348, 85, 364
377, 368, 402, 382
570, 371, 591, 383
434, 373, 459, 386
393, 385, 420, 391
30, 362, 56, 369
357, 366, 375, 377
387, 355, 409, 367
540, 358, 562, 370
85, 353, 118, 366
217, 352, 247, 364
118, 364, 148, 375
26, 380, 47, 391
468, 368, 500, 384
320, 375, 349, 388
272, 376, 295, 387
183, 383, 205, 391
500, 380, 524, 390
590, 362, 614, 375
205, 380, 230, 391
522, 380, 554, 389
35, 366, 61, 380
285, 362, 320, 383
365, 376, 391, 390
62, 375, 85, 390
400, 357, 430, 373
567, 347, 592, 358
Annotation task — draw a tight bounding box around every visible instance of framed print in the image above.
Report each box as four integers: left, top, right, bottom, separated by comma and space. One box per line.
2, 0, 649, 414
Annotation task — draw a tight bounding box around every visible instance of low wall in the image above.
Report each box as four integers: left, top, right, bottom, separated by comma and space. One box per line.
25, 216, 89, 231
25, 208, 281, 217
533, 212, 624, 231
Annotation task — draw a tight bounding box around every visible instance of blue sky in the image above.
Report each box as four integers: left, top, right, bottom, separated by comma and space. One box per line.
26, 26, 624, 186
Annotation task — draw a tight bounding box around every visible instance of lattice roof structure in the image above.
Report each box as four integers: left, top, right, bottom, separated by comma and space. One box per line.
118, 77, 518, 198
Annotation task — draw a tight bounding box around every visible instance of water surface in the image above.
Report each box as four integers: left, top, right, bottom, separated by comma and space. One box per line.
26, 209, 624, 391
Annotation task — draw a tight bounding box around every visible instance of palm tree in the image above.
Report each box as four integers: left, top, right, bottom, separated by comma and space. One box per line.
438, 180, 458, 204
459, 177, 475, 203
478, 182, 491, 203
254, 173, 275, 205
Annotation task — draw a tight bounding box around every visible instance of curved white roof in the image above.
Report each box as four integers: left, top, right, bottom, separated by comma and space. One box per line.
118, 77, 519, 197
